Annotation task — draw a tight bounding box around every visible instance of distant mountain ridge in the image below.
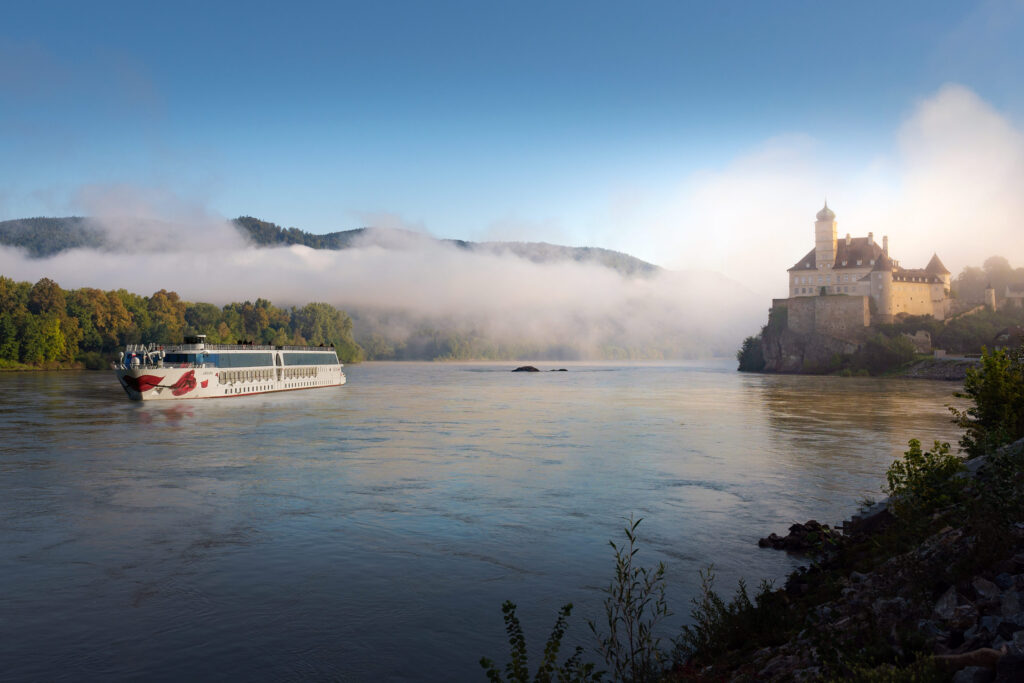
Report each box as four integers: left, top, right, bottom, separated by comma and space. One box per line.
0, 215, 659, 277
233, 216, 660, 277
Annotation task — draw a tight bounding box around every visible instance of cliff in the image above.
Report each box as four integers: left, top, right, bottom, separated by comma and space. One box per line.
761, 324, 862, 374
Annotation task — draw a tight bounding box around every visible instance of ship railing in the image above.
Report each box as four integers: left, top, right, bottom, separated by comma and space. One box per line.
124, 342, 336, 353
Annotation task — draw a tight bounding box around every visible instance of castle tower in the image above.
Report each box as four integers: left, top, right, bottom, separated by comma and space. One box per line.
872, 254, 894, 323
925, 253, 952, 291
814, 202, 837, 270
985, 284, 997, 311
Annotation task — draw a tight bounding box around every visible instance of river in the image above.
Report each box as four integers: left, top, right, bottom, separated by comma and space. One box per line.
0, 361, 964, 681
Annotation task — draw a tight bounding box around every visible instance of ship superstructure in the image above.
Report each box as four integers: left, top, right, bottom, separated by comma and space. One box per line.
115, 335, 346, 401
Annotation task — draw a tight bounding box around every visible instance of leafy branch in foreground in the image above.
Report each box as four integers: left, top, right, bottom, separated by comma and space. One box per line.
480, 601, 603, 683
951, 345, 1024, 457
883, 439, 965, 522
588, 516, 669, 683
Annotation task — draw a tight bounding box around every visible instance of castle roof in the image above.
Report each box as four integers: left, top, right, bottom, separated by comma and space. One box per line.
816, 202, 835, 221
834, 238, 884, 269
787, 248, 817, 271
925, 253, 951, 275
787, 236, 885, 272
871, 253, 894, 272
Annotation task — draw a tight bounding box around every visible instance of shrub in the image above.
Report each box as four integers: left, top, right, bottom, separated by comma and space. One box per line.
675, 567, 789, 665
589, 517, 669, 683
884, 439, 965, 521
850, 334, 916, 375
736, 336, 765, 372
480, 601, 603, 683
950, 346, 1024, 457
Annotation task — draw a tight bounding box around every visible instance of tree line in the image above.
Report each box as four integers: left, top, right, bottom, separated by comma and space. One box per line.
0, 276, 364, 369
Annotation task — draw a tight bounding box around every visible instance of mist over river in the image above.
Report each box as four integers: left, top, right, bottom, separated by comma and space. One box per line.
0, 361, 964, 681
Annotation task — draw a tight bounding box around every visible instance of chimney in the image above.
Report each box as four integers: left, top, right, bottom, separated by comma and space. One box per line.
868, 232, 874, 245
845, 233, 851, 246
882, 235, 888, 255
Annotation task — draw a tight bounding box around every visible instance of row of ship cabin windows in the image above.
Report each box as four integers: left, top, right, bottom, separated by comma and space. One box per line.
223, 379, 331, 395
219, 367, 323, 384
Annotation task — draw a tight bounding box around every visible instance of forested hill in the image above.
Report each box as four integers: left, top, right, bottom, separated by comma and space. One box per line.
0, 217, 105, 257
234, 216, 660, 276
0, 215, 659, 277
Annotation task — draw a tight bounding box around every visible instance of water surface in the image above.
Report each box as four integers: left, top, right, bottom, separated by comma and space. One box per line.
0, 361, 964, 680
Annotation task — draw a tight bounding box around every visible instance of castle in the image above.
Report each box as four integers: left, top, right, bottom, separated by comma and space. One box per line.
785, 203, 952, 325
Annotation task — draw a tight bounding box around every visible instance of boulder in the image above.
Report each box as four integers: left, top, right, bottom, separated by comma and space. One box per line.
758, 520, 839, 553
512, 366, 540, 372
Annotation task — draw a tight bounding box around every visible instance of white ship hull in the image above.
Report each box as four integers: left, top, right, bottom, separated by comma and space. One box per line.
115, 365, 346, 401
114, 339, 347, 401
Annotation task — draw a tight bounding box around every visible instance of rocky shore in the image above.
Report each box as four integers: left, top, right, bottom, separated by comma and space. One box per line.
899, 357, 981, 381
685, 437, 1024, 682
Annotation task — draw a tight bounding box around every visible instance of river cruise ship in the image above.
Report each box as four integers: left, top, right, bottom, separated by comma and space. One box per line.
115, 335, 346, 401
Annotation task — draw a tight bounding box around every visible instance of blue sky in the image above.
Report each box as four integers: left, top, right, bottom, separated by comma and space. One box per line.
3, 1, 1023, 270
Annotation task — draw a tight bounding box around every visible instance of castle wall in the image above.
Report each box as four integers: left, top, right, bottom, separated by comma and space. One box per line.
789, 267, 872, 298
814, 296, 870, 336
889, 281, 945, 319
772, 295, 869, 338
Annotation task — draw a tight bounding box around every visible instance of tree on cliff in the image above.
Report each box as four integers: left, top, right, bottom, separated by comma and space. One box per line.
736, 336, 765, 372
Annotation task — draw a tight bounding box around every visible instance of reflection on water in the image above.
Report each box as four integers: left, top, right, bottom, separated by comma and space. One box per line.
0, 363, 965, 680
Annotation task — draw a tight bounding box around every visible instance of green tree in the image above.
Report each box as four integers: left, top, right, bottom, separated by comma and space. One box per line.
27, 277, 66, 315
951, 346, 1024, 456
736, 336, 765, 372
291, 302, 364, 362
0, 313, 19, 361
146, 289, 186, 341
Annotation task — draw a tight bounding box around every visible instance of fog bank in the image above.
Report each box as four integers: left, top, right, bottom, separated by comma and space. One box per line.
0, 220, 762, 358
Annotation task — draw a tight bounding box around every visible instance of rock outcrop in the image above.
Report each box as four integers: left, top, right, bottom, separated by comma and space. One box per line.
761, 326, 861, 373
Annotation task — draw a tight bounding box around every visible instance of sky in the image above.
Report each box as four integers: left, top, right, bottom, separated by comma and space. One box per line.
3, 1, 1024, 299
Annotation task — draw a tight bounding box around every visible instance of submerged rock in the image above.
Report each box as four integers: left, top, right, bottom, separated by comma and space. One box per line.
512, 366, 540, 372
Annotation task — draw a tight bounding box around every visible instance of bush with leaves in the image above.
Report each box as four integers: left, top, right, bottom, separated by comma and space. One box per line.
736, 336, 765, 372
588, 517, 669, 683
951, 346, 1024, 457
675, 567, 790, 665
884, 439, 965, 522
480, 601, 603, 683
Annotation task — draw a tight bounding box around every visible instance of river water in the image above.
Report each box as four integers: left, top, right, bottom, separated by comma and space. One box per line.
0, 361, 964, 681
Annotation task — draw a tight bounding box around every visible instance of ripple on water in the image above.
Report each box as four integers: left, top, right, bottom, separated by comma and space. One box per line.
0, 362, 966, 681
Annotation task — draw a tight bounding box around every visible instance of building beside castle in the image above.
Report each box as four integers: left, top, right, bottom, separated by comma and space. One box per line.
785, 203, 952, 323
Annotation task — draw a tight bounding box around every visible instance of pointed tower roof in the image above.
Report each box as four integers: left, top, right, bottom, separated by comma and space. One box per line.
872, 253, 894, 272
816, 201, 835, 222
925, 253, 950, 275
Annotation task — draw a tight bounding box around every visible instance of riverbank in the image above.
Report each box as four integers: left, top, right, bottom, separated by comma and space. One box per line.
676, 436, 1024, 682
896, 357, 981, 381
0, 360, 88, 372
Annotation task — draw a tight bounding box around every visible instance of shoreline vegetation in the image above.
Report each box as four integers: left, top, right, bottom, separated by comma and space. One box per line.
0, 275, 365, 370
483, 346, 1024, 681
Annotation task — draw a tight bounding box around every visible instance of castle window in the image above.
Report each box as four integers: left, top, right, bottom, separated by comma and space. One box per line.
857, 260, 862, 265
870, 260, 875, 265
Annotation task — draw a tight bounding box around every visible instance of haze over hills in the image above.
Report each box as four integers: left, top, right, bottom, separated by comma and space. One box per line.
1, 215, 659, 278
0, 214, 760, 359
